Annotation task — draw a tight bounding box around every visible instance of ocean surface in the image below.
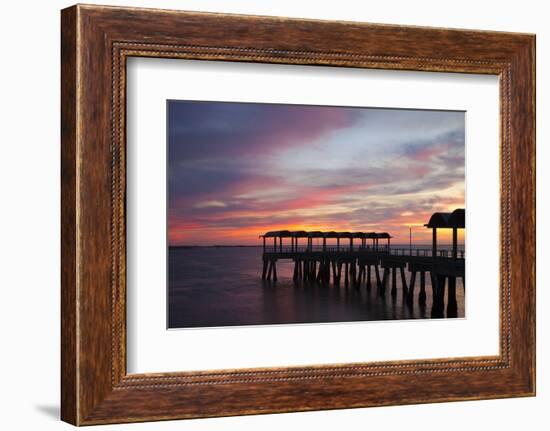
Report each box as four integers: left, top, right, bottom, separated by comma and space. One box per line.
168, 246, 465, 329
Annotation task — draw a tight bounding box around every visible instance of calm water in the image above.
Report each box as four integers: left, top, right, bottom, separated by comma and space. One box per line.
168, 246, 465, 329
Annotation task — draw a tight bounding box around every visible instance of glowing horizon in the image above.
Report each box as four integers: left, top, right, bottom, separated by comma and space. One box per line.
168, 101, 465, 246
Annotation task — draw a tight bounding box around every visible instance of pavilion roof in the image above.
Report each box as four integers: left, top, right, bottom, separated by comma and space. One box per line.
424, 208, 465, 229
260, 230, 393, 238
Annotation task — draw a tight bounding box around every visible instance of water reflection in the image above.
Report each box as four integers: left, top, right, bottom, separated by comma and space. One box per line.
168, 247, 464, 329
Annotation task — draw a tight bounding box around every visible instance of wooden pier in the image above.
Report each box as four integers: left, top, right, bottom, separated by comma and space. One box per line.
260, 208, 465, 318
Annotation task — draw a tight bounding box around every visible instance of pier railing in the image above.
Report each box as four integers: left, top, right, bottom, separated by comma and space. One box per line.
388, 248, 465, 259
263, 245, 389, 253
263, 246, 464, 259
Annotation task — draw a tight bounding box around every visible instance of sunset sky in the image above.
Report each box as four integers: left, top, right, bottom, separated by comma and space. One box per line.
168, 100, 465, 246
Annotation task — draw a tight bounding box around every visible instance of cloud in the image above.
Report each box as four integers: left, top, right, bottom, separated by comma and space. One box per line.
167, 101, 465, 245
192, 200, 228, 209
168, 101, 362, 161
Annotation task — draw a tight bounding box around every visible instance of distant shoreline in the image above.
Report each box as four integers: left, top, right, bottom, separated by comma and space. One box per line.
170, 245, 262, 249
169, 244, 461, 248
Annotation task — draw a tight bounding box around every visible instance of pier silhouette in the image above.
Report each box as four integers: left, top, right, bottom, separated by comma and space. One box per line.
260, 209, 465, 318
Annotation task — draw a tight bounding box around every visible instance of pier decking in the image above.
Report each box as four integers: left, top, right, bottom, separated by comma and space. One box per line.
260, 209, 465, 318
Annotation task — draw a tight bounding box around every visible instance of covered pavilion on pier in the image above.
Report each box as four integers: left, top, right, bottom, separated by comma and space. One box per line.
259, 230, 392, 253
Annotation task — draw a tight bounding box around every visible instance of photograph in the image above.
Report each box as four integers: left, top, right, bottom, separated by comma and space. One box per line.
167, 100, 466, 328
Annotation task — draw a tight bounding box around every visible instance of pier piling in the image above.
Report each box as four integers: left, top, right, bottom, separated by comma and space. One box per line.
419, 271, 427, 305
407, 271, 416, 305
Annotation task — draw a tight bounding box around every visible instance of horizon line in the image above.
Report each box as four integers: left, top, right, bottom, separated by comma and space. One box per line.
169, 243, 465, 248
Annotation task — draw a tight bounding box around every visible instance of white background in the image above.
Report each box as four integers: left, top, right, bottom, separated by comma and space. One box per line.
0, 0, 547, 430
127, 59, 499, 373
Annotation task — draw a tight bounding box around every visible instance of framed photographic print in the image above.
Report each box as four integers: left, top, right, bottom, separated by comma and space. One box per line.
61, 4, 535, 425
